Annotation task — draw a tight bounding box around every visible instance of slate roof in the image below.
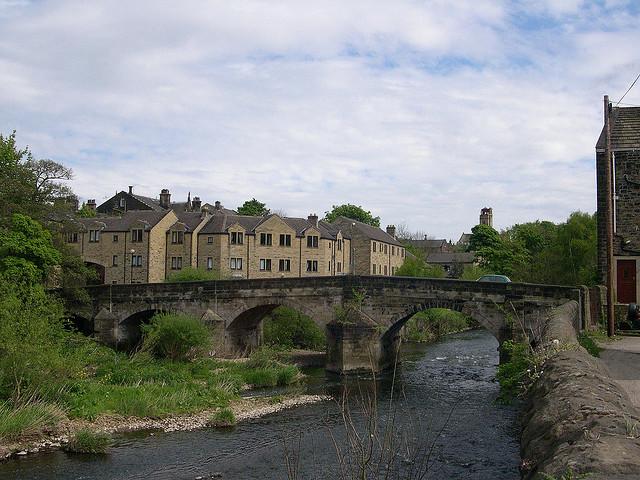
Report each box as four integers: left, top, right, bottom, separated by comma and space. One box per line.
332, 217, 402, 246
426, 252, 475, 264
596, 106, 640, 151
76, 211, 171, 232
405, 238, 448, 251
130, 193, 165, 211
172, 212, 208, 231
457, 233, 472, 245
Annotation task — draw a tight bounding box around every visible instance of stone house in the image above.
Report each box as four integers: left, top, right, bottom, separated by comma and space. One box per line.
331, 217, 405, 276
425, 252, 476, 277
596, 104, 640, 305
405, 237, 451, 256
196, 212, 351, 279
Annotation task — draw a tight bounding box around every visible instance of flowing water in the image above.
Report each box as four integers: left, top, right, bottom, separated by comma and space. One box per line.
1, 329, 520, 479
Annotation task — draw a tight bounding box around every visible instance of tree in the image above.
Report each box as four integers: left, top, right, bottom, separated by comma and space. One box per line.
323, 204, 380, 227
237, 198, 270, 216
77, 202, 96, 218
395, 255, 445, 278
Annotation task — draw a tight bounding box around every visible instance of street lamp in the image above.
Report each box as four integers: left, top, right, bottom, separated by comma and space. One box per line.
129, 249, 136, 284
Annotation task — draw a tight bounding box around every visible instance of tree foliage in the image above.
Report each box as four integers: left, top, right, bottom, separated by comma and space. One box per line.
164, 267, 222, 283
237, 198, 270, 216
395, 255, 445, 278
262, 306, 325, 350
323, 204, 381, 227
142, 313, 211, 361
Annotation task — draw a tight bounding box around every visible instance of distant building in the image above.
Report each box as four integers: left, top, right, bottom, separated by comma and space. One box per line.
426, 252, 476, 277
596, 104, 640, 304
404, 237, 451, 256
457, 207, 495, 247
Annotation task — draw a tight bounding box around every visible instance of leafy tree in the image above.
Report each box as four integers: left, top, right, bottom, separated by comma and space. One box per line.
237, 198, 270, 216
77, 202, 96, 218
262, 306, 325, 350
0, 131, 34, 221
0, 214, 61, 284
323, 204, 381, 227
468, 224, 527, 277
395, 255, 445, 278
142, 313, 210, 361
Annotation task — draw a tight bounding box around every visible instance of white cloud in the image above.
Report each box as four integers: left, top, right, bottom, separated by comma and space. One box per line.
0, 0, 639, 238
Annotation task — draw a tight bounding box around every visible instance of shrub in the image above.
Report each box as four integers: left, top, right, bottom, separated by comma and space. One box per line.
496, 340, 537, 403
0, 401, 64, 442
142, 313, 210, 361
263, 307, 325, 350
207, 407, 236, 427
65, 428, 111, 454
164, 267, 222, 283
578, 332, 602, 357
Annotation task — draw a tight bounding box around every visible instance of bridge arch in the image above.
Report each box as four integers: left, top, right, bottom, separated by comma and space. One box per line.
84, 261, 106, 285
117, 308, 164, 351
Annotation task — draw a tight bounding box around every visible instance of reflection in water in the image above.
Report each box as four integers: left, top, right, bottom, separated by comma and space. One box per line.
1, 330, 519, 480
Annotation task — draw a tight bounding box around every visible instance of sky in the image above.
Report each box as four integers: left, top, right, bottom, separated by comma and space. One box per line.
1, 0, 639, 240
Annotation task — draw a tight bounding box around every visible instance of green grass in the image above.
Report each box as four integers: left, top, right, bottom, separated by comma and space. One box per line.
0, 401, 64, 442
207, 407, 236, 428
578, 331, 602, 357
65, 428, 111, 454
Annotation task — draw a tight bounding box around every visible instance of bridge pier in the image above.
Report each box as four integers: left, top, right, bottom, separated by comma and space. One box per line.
326, 323, 398, 374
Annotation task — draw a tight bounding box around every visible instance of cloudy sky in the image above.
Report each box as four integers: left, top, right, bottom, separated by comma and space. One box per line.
1, 1, 639, 239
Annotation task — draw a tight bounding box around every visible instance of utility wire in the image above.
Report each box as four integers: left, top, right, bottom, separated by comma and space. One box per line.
616, 72, 640, 106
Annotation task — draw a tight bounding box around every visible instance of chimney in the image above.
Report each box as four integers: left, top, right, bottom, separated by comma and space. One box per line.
201, 204, 209, 218
214, 200, 222, 211
424, 234, 428, 240
128, 185, 133, 195
159, 189, 171, 209
386, 225, 396, 238
192, 196, 202, 211
87, 199, 96, 211
308, 213, 319, 227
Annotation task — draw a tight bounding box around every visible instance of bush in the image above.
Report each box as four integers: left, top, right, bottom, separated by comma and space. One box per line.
65, 428, 111, 454
142, 313, 210, 361
0, 401, 64, 442
578, 331, 602, 357
207, 407, 236, 427
403, 308, 471, 343
263, 307, 325, 350
164, 267, 222, 283
496, 340, 537, 403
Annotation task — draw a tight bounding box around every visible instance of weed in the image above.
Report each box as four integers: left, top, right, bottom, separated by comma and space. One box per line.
0, 401, 64, 442
65, 428, 111, 454
207, 407, 236, 428
577, 332, 602, 357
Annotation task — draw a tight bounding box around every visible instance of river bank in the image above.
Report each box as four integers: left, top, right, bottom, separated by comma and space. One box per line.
0, 392, 330, 462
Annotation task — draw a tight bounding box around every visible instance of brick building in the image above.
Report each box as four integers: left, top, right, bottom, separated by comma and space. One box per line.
596, 104, 640, 304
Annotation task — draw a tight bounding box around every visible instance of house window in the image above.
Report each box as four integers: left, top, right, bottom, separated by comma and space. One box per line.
230, 258, 243, 270
372, 242, 376, 253
306, 235, 319, 248
279, 234, 291, 247
306, 260, 318, 272
392, 266, 395, 275
337, 239, 342, 251
65, 232, 78, 243
171, 231, 184, 244
384, 244, 388, 254
131, 229, 143, 242
206, 257, 213, 270
328, 261, 331, 272
337, 262, 342, 273
260, 233, 272, 246
119, 197, 126, 208
392, 246, 395, 256
231, 232, 244, 245
372, 264, 376, 274
89, 230, 100, 242
207, 236, 213, 244
171, 256, 183, 270
131, 255, 143, 267
259, 259, 272, 271
113, 234, 118, 243
279, 259, 291, 272
384, 265, 388, 275
112, 255, 118, 266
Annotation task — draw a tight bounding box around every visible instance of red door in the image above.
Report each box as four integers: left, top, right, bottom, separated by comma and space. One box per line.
617, 259, 637, 303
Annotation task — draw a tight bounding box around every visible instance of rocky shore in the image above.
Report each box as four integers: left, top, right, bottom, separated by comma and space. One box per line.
0, 393, 330, 462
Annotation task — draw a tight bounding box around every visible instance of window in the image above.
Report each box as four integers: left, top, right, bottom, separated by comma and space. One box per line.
384, 265, 388, 275
206, 257, 213, 270
113, 234, 118, 243
306, 235, 319, 248
392, 246, 395, 256
279, 259, 291, 272
171, 231, 184, 244
372, 242, 376, 252
328, 261, 331, 272
89, 230, 100, 242
119, 197, 126, 208
384, 244, 388, 254
306, 260, 318, 272
392, 266, 395, 275
402, 248, 405, 257
337, 262, 342, 273
337, 239, 342, 251
231, 232, 244, 245
65, 232, 78, 243
131, 229, 143, 242
230, 258, 243, 270
131, 255, 142, 267
259, 258, 272, 271
112, 255, 118, 266
279, 234, 291, 247
372, 264, 376, 274
171, 256, 183, 270
207, 236, 213, 244
260, 233, 272, 246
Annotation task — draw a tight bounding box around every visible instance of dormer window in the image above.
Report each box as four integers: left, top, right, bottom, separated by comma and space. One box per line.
231, 232, 244, 245
65, 232, 79, 243
171, 231, 184, 244
89, 230, 100, 242
119, 197, 126, 208
306, 235, 319, 248
131, 229, 143, 242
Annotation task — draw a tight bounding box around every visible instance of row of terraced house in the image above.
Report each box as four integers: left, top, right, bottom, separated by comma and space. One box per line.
65, 187, 406, 284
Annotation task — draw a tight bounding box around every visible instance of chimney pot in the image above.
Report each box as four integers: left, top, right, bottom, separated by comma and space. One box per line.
386, 225, 396, 238
308, 213, 319, 227
159, 189, 171, 209
214, 201, 222, 210
87, 199, 97, 211
128, 186, 133, 194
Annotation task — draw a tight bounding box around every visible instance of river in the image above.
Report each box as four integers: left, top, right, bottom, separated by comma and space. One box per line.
1, 329, 520, 479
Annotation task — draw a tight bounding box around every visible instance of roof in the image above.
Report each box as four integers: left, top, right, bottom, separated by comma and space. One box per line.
199, 213, 348, 240
76, 210, 171, 232
457, 233, 471, 245
332, 216, 402, 246
172, 212, 208, 231
426, 252, 475, 264
596, 106, 640, 151
130, 193, 164, 211
405, 238, 448, 250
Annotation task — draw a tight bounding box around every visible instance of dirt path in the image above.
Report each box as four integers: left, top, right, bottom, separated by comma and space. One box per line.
598, 335, 640, 408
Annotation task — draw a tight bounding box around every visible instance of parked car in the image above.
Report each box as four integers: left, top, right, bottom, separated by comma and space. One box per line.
477, 274, 511, 283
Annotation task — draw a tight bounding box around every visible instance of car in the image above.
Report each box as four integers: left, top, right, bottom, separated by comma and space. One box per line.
477, 274, 511, 283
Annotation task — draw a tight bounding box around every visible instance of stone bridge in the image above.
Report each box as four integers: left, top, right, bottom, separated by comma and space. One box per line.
74, 276, 591, 373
